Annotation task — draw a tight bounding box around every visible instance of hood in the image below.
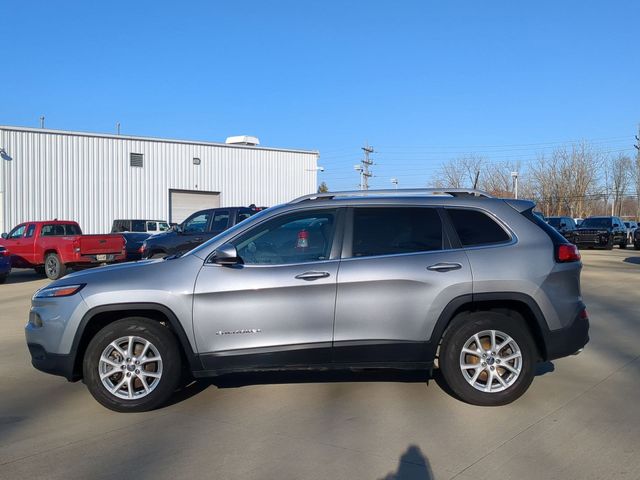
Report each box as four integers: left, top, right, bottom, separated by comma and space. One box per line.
58, 259, 162, 282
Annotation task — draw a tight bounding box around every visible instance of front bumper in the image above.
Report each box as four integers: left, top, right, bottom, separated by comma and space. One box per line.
544, 309, 590, 361
27, 343, 77, 381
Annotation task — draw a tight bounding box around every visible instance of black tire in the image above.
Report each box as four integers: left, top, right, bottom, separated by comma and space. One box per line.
44, 253, 67, 280
83, 317, 182, 412
605, 237, 614, 250
34, 266, 45, 275
0, 274, 6, 284
635, 243, 640, 250
619, 240, 627, 249
439, 311, 537, 406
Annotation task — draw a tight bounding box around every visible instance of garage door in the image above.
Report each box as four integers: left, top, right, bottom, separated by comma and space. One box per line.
169, 190, 220, 224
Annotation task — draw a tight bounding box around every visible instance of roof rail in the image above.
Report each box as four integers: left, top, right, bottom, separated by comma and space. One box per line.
289, 188, 492, 204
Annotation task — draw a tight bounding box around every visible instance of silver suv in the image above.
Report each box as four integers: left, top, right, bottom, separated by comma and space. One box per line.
26, 189, 589, 412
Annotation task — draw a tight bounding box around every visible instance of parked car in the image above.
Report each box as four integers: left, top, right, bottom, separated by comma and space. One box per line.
623, 221, 638, 244
0, 220, 126, 280
141, 206, 261, 258
121, 232, 151, 261
634, 228, 640, 250
573, 216, 628, 249
546, 216, 578, 243
533, 211, 546, 222
111, 219, 170, 234
0, 246, 11, 283
25, 189, 589, 412
574, 218, 583, 227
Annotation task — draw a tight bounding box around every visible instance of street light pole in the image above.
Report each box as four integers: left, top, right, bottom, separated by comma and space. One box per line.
511, 171, 519, 199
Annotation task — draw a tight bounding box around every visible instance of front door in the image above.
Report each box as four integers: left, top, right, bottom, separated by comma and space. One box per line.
3, 223, 35, 267
333, 206, 473, 363
193, 208, 342, 371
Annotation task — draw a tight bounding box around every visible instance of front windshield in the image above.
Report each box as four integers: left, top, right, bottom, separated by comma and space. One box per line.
581, 218, 611, 229
186, 207, 276, 258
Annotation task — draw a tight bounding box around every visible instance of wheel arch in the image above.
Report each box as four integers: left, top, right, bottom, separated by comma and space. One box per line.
430, 293, 551, 362
69, 303, 201, 381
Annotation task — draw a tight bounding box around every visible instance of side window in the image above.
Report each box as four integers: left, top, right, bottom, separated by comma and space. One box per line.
146, 221, 157, 232
131, 220, 146, 232
8, 225, 26, 239
447, 209, 510, 246
211, 211, 230, 231
234, 210, 336, 265
237, 209, 257, 223
41, 224, 66, 236
64, 224, 81, 235
566, 218, 576, 229
25, 224, 36, 238
351, 207, 442, 257
159, 222, 169, 231
183, 212, 211, 233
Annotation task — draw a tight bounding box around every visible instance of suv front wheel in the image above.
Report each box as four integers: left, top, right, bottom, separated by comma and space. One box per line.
83, 318, 182, 412
439, 311, 536, 406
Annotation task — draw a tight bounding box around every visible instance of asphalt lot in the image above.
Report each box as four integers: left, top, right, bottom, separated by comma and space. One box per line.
0, 249, 638, 480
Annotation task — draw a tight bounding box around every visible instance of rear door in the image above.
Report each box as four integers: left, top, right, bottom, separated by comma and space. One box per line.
333, 206, 472, 363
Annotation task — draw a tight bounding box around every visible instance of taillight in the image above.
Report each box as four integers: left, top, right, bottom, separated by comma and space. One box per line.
556, 244, 581, 262
0, 248, 8, 256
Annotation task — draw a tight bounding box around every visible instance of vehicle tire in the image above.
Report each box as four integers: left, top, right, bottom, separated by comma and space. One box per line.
605, 238, 614, 250
439, 311, 536, 406
34, 266, 45, 275
44, 253, 67, 280
0, 274, 6, 284
619, 240, 627, 249
83, 317, 182, 412
635, 243, 640, 250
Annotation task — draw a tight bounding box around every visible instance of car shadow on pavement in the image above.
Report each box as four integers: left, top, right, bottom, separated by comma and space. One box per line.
623, 256, 640, 265
379, 445, 434, 480
4, 269, 47, 285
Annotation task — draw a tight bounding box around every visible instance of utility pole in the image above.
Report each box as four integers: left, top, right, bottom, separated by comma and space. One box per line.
635, 124, 640, 218
360, 144, 374, 190
391, 178, 399, 189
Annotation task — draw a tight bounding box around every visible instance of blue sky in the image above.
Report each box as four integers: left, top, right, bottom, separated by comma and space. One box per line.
1, 1, 638, 190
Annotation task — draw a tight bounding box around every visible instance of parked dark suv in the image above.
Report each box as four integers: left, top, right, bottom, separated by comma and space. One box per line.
547, 216, 578, 243
141, 206, 261, 258
574, 216, 628, 249
26, 189, 589, 412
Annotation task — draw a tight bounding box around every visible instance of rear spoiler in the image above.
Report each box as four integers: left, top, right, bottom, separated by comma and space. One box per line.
502, 198, 536, 213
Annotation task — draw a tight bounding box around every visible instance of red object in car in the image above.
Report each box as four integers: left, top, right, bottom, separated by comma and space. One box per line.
557, 244, 581, 263
296, 229, 309, 249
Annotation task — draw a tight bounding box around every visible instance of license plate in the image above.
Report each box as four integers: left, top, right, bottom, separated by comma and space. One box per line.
96, 254, 107, 261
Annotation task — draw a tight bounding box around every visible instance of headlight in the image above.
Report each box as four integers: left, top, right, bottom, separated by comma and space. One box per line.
34, 284, 85, 298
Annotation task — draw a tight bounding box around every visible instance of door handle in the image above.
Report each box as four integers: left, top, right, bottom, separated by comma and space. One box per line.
295, 271, 330, 281
427, 262, 462, 272
193, 237, 203, 242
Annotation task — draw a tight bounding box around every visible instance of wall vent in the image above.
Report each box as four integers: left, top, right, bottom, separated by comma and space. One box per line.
130, 153, 144, 167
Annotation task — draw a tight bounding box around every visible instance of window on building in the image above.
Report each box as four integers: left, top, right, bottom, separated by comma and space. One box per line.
351, 207, 443, 257
447, 209, 510, 246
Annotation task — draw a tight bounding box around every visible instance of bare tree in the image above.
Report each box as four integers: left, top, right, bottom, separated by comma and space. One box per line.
433, 155, 484, 189
633, 152, 640, 218
609, 154, 631, 216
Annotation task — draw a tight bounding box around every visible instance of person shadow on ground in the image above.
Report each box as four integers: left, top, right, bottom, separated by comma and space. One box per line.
380, 445, 434, 480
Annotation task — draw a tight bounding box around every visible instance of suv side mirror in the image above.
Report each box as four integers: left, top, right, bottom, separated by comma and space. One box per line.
1, 233, 7, 239
560, 222, 567, 228
211, 243, 240, 265
174, 225, 183, 234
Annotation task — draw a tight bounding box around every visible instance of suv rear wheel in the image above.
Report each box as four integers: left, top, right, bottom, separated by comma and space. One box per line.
83, 318, 182, 412
439, 311, 536, 406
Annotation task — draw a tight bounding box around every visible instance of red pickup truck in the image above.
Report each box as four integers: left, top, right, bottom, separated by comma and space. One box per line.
0, 220, 126, 280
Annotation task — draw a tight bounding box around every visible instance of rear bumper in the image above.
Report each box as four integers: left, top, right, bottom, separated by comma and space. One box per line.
544, 309, 590, 361
72, 253, 126, 264
27, 343, 77, 381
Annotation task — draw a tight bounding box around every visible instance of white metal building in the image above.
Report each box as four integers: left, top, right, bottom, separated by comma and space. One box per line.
0, 126, 319, 233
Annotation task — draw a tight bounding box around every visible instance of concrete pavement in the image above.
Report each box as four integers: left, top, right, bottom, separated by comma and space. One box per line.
0, 249, 638, 479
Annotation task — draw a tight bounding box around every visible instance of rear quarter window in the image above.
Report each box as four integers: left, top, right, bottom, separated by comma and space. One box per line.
447, 209, 510, 246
